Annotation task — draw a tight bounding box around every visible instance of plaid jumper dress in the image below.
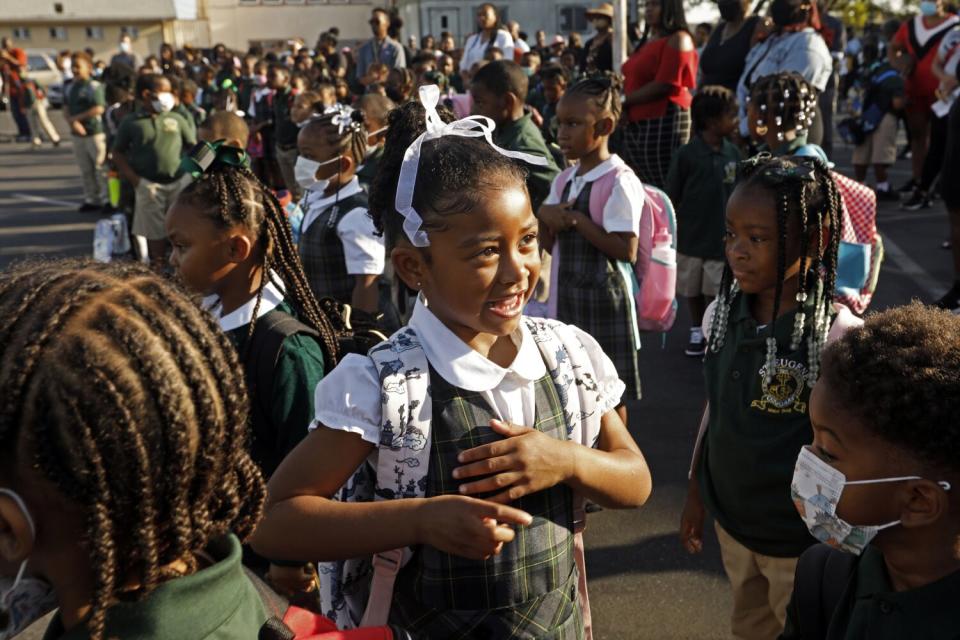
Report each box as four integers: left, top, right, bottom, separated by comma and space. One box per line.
298, 191, 369, 303
554, 181, 642, 400
390, 366, 583, 639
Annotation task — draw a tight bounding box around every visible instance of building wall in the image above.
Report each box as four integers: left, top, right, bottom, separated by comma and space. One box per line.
204, 0, 374, 51
0, 21, 172, 60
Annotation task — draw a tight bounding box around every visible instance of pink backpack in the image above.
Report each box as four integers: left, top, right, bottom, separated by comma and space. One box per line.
552, 163, 678, 332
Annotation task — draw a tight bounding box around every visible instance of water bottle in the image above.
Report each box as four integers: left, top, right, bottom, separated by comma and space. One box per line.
651, 229, 676, 266
110, 213, 131, 255
108, 170, 121, 208
93, 219, 114, 262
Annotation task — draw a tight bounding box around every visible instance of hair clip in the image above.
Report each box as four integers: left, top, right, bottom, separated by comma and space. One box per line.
180, 140, 249, 178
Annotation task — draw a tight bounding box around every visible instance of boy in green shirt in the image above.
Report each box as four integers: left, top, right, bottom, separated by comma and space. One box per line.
666, 85, 742, 357
65, 52, 108, 212
781, 302, 960, 640
112, 73, 196, 270
470, 59, 560, 212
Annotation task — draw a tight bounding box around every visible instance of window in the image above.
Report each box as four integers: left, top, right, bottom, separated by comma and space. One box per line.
285, 0, 306, 4
559, 6, 588, 33
48, 26, 68, 41
239, 0, 260, 4
12, 27, 31, 40
86, 26, 104, 40
121, 25, 139, 38
306, 0, 328, 4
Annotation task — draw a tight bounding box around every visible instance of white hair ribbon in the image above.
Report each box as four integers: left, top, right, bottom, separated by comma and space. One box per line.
394, 84, 549, 247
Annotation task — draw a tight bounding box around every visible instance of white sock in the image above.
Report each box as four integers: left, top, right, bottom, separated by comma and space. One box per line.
877, 181, 890, 191
134, 235, 149, 263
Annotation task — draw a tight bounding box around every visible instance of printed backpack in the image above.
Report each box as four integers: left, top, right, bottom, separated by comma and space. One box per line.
830, 171, 883, 315
318, 318, 606, 638
552, 162, 678, 333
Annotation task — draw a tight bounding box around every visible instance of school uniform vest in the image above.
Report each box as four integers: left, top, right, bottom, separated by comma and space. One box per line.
555, 180, 642, 400
390, 367, 583, 639
299, 191, 369, 303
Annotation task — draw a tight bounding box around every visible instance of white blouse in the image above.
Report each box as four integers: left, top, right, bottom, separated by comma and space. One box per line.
460, 30, 515, 73
543, 154, 645, 235
311, 297, 625, 443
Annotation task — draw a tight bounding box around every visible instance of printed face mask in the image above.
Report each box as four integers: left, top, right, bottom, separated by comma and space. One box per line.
0, 489, 56, 640
791, 446, 951, 555
151, 91, 176, 113
294, 155, 339, 192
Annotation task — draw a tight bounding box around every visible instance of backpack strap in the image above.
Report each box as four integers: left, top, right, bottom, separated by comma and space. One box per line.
794, 544, 857, 640
245, 311, 320, 472
360, 328, 432, 628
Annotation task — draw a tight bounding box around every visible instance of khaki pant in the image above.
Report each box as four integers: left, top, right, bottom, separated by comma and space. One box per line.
28, 101, 61, 145
275, 144, 301, 201
132, 174, 192, 240
72, 133, 108, 206
715, 522, 798, 640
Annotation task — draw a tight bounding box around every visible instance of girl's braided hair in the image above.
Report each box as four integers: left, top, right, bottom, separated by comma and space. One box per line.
564, 72, 625, 122
0, 260, 266, 640
175, 162, 341, 364
748, 72, 818, 142
300, 105, 369, 169
708, 154, 842, 385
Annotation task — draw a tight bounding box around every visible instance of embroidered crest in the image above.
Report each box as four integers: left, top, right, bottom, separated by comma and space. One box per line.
751, 358, 809, 414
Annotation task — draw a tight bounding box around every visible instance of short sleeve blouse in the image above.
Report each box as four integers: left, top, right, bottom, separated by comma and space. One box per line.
622, 36, 698, 121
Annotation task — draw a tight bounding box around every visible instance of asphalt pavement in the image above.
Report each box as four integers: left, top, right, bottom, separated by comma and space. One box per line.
1, 109, 955, 639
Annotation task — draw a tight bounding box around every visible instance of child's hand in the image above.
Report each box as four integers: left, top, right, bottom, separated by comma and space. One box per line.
538, 202, 579, 234
70, 120, 87, 136
679, 478, 705, 554
453, 419, 575, 504
418, 495, 533, 560
266, 562, 317, 597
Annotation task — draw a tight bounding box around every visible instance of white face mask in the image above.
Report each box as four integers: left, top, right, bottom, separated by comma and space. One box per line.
0, 488, 55, 640
119, 41, 132, 54
151, 91, 176, 113
294, 155, 340, 192
791, 446, 951, 555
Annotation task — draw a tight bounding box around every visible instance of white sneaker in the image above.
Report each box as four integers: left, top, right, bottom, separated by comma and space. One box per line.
685, 327, 706, 357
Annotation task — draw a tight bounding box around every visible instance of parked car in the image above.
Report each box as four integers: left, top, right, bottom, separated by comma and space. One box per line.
24, 49, 63, 107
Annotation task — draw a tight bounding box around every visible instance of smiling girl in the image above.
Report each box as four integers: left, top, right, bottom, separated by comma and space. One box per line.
251, 88, 651, 638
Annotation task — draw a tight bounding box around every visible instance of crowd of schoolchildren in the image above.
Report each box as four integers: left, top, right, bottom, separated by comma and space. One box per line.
2, 1, 960, 639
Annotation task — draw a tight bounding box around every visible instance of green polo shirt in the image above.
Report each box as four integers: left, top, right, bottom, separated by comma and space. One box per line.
41, 535, 267, 639
781, 545, 960, 639
225, 300, 326, 475
493, 113, 560, 213
698, 292, 822, 557
273, 86, 300, 148
66, 78, 106, 137
112, 108, 196, 183
666, 134, 742, 259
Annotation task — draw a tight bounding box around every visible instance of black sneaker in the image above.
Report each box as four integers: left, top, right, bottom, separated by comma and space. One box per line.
78, 202, 101, 213
901, 190, 931, 211
897, 178, 918, 194
685, 327, 706, 357
936, 282, 960, 310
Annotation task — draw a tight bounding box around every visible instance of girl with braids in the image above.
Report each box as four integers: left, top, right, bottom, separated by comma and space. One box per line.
0, 260, 268, 640
165, 140, 337, 480
679, 155, 860, 640
747, 72, 821, 156
295, 105, 386, 315
253, 89, 651, 638
539, 73, 646, 403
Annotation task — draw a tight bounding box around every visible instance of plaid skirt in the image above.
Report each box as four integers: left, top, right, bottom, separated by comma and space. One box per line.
620, 103, 691, 188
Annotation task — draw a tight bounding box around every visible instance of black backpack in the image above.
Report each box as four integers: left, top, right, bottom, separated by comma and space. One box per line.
792, 543, 858, 640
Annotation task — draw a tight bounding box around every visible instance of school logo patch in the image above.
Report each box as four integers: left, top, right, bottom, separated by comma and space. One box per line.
161, 117, 180, 133
751, 358, 808, 415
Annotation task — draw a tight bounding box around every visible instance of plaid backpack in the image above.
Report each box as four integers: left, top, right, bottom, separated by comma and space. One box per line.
830, 171, 883, 315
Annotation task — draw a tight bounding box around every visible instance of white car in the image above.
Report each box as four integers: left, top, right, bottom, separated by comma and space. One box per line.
24, 49, 64, 107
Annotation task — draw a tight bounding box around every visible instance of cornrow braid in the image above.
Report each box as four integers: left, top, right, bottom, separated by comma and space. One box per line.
305, 106, 369, 168
565, 72, 625, 122
176, 164, 341, 365
0, 260, 266, 640
706, 155, 841, 387
748, 72, 818, 142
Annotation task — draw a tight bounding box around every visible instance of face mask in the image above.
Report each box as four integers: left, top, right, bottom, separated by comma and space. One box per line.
294, 155, 339, 191
521, 66, 534, 77
151, 91, 175, 113
119, 41, 132, 54
592, 18, 611, 31
791, 447, 951, 555
255, 74, 268, 87
920, 1, 939, 16
718, 1, 744, 22
0, 489, 55, 640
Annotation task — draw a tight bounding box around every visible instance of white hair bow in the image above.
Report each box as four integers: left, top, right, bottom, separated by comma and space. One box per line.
394, 84, 548, 247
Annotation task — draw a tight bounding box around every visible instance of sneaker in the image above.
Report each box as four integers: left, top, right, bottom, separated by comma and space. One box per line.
78, 202, 101, 213
901, 190, 931, 211
897, 178, 918, 194
935, 282, 960, 310
685, 327, 706, 357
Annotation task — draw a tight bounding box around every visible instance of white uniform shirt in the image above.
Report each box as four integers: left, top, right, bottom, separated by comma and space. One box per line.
543, 154, 645, 235
460, 30, 515, 73
312, 297, 625, 443
299, 177, 385, 276
202, 270, 285, 331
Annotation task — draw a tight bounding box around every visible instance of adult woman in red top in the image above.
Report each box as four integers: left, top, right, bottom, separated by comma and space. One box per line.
620, 0, 698, 187
889, 0, 959, 192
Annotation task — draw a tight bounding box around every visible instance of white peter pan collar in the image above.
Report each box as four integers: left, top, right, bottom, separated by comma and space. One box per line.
572, 153, 629, 184
408, 296, 546, 392
202, 270, 286, 332
301, 176, 363, 234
